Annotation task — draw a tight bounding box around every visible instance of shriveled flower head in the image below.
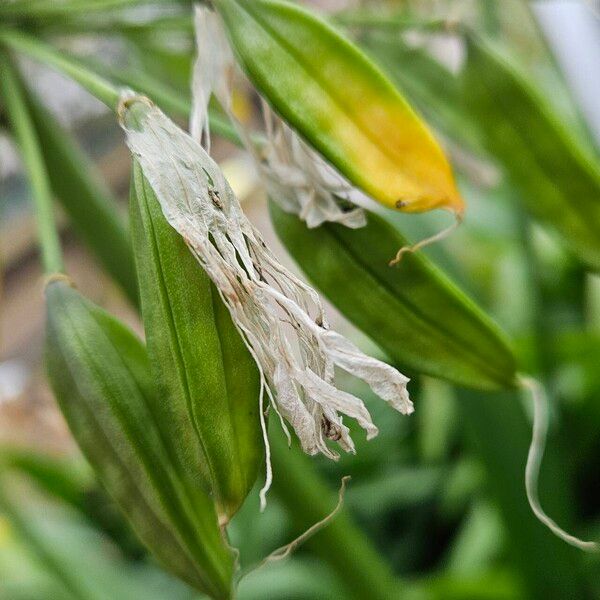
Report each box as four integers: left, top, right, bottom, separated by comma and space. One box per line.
192, 6, 368, 230
119, 11, 412, 508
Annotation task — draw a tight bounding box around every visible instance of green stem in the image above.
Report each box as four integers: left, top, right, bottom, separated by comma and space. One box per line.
0, 0, 159, 19
0, 29, 243, 146
0, 52, 64, 274
80, 57, 243, 146
0, 29, 119, 107
270, 433, 401, 600
21, 76, 140, 306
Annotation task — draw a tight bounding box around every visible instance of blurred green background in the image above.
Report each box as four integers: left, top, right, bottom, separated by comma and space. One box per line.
1, 1, 599, 599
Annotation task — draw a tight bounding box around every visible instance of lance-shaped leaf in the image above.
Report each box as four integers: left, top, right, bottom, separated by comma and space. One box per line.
19, 79, 138, 304
213, 0, 463, 215
45, 280, 233, 598
129, 161, 262, 521
270, 203, 517, 391
462, 34, 600, 271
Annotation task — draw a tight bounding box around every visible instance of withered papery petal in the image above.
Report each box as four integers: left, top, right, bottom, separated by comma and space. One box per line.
192, 5, 367, 230
321, 331, 413, 416
190, 7, 233, 152
119, 95, 411, 507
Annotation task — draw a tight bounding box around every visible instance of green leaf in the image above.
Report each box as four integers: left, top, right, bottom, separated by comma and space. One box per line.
129, 161, 262, 522
213, 0, 463, 214
462, 34, 600, 271
0, 447, 144, 559
45, 280, 233, 598
19, 78, 138, 304
270, 203, 517, 391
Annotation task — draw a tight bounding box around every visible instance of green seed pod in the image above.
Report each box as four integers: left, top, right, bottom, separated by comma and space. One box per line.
45, 280, 234, 598
213, 0, 464, 216
270, 203, 518, 391
129, 161, 262, 522
463, 34, 600, 271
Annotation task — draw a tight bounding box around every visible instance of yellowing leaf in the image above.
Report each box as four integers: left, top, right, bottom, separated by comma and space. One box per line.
213, 0, 464, 215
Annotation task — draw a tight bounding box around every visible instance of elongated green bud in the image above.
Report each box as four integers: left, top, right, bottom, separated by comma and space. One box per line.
119, 95, 413, 511
129, 160, 262, 522
45, 279, 234, 598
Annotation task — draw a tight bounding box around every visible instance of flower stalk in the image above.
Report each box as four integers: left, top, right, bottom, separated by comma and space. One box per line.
0, 28, 240, 145
0, 51, 64, 274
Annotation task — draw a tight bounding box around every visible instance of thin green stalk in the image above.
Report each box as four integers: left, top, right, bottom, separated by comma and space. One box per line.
0, 29, 242, 146
80, 57, 243, 146
0, 0, 160, 19
270, 432, 401, 600
0, 53, 63, 274
0, 29, 120, 108
21, 77, 140, 305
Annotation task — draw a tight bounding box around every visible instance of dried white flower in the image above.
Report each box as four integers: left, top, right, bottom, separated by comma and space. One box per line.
192, 6, 368, 230
119, 95, 412, 508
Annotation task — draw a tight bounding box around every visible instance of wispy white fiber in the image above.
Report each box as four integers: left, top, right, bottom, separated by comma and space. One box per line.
119, 95, 412, 509
192, 5, 368, 230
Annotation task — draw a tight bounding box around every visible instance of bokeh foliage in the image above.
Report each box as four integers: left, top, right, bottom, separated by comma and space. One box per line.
1, 1, 599, 599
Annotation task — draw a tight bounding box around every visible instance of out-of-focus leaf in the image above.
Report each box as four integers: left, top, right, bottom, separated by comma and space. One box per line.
0, 448, 91, 511
18, 75, 138, 304
127, 34, 193, 93
237, 558, 342, 600
214, 0, 463, 214
129, 161, 262, 522
0, 475, 195, 600
460, 389, 589, 598
439, 459, 485, 519
270, 203, 517, 391
418, 378, 457, 462
45, 280, 234, 598
413, 570, 522, 600
269, 431, 401, 600
462, 34, 600, 271
81, 56, 241, 145
0, 448, 144, 559
345, 467, 443, 515
446, 501, 504, 575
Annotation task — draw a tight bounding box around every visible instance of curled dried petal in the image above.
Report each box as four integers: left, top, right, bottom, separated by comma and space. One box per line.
119, 95, 411, 507
193, 5, 368, 230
